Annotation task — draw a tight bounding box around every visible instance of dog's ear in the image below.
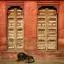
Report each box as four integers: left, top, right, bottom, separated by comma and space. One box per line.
17, 52, 27, 61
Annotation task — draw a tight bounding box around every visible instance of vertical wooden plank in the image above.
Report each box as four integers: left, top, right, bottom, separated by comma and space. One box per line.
0, 2, 7, 51
24, 1, 37, 51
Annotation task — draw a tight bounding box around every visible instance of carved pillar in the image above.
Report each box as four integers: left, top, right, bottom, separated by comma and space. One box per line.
0, 2, 7, 51
24, 1, 37, 51
58, 1, 64, 50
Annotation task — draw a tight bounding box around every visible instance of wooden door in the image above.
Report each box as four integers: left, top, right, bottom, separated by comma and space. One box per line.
8, 6, 24, 51
37, 7, 57, 50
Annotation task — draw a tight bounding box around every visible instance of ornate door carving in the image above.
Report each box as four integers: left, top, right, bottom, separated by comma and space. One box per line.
37, 7, 57, 50
8, 6, 24, 50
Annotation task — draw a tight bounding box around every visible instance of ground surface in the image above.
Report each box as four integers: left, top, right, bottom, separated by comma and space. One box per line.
0, 58, 64, 64
0, 51, 64, 64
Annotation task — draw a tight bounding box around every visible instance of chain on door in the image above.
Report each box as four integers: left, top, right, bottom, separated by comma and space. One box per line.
8, 6, 24, 50
37, 7, 57, 50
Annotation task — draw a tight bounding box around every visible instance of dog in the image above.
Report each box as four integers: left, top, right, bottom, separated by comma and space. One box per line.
17, 52, 35, 63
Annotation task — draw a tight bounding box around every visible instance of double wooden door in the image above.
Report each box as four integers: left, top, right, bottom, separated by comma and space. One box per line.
37, 8, 57, 50
8, 7, 24, 50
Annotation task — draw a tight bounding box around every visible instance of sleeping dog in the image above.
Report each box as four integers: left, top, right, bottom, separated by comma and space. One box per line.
17, 52, 35, 63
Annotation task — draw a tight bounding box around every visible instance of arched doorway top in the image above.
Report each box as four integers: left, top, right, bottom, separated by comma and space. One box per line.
38, 6, 57, 10
8, 6, 23, 10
